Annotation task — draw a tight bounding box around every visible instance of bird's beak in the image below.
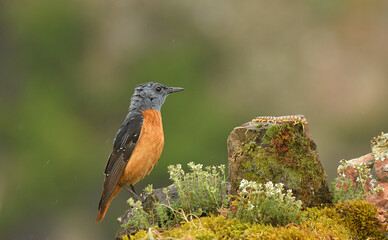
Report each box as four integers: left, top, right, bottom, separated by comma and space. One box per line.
166, 87, 184, 94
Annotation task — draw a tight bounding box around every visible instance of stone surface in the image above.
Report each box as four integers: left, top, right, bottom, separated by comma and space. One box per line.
337, 153, 388, 211
375, 158, 388, 181
338, 153, 374, 187
337, 132, 388, 211
367, 182, 388, 210
227, 117, 332, 207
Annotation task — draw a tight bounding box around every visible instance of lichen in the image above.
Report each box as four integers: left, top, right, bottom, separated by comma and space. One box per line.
371, 132, 388, 161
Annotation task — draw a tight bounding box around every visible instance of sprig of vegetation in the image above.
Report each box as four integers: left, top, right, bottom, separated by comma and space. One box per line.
123, 162, 228, 231
332, 159, 383, 203
170, 162, 228, 214
232, 179, 302, 226
154, 162, 228, 228
122, 198, 151, 231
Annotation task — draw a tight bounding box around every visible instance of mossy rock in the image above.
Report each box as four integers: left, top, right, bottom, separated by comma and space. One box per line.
227, 118, 332, 207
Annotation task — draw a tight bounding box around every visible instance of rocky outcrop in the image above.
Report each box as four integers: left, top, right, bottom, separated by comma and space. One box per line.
227, 116, 332, 207
337, 132, 388, 211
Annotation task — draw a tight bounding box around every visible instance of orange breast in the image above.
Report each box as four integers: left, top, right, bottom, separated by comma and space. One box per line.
119, 109, 164, 185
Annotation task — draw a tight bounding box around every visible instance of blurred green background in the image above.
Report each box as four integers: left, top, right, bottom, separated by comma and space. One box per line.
1, 0, 388, 239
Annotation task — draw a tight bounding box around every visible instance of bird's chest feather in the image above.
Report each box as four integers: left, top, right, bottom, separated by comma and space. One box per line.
121, 109, 165, 184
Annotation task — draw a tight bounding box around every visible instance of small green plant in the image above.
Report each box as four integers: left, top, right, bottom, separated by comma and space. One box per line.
333, 159, 383, 203
232, 179, 302, 226
170, 162, 228, 214
122, 198, 151, 231
153, 162, 228, 228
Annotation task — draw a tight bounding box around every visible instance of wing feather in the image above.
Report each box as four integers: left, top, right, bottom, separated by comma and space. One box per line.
98, 111, 143, 210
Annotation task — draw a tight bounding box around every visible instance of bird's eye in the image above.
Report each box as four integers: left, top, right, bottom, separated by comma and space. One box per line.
155, 87, 162, 92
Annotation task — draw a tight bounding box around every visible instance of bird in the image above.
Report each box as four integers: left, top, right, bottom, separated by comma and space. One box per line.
96, 82, 184, 222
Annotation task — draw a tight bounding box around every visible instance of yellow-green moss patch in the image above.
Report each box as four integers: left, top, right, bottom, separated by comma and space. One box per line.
129, 200, 386, 240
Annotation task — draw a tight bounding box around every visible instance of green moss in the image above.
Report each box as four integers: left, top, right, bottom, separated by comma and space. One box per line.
129, 231, 146, 240
130, 213, 348, 239
305, 200, 387, 240
262, 125, 279, 144
265, 124, 279, 138
129, 201, 386, 240
335, 200, 386, 239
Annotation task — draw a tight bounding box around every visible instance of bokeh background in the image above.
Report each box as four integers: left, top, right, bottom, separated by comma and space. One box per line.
1, 0, 388, 239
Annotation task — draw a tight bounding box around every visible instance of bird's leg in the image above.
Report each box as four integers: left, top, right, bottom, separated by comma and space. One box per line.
130, 185, 136, 194
121, 184, 142, 201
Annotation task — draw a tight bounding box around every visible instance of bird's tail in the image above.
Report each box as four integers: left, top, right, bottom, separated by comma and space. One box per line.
96, 185, 122, 222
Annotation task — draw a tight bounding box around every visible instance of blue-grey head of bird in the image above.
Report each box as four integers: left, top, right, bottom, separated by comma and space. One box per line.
129, 82, 184, 112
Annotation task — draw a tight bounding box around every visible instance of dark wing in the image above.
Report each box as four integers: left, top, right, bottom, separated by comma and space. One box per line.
98, 111, 143, 209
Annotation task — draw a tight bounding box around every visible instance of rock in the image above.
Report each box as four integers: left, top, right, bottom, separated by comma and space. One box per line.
367, 182, 388, 210
337, 153, 374, 186
227, 115, 332, 207
337, 132, 388, 211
